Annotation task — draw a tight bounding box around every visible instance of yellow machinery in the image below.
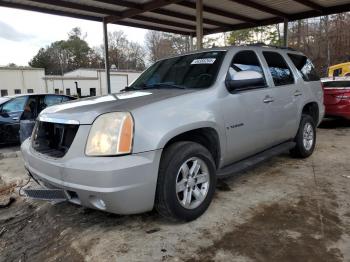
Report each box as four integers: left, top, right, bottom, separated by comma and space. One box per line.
328, 62, 350, 77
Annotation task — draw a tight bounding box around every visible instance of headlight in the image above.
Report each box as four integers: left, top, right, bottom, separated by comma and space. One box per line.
85, 112, 134, 156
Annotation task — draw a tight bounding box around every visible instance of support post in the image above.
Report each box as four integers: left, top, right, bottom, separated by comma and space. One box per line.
189, 34, 194, 51
283, 18, 289, 47
196, 0, 203, 50
103, 18, 111, 94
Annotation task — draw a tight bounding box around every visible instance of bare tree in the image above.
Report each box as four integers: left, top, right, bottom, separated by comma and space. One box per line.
144, 31, 192, 63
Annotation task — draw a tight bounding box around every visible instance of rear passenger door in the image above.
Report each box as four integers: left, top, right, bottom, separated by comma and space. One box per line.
262, 51, 299, 146
0, 96, 28, 143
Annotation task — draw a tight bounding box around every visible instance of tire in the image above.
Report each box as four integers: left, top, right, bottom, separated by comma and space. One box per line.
290, 114, 316, 158
155, 141, 216, 222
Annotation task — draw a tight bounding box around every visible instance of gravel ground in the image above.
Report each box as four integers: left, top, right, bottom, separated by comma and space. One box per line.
0, 119, 349, 262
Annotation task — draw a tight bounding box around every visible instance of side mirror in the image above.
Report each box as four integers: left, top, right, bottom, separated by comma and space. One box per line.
225, 70, 265, 92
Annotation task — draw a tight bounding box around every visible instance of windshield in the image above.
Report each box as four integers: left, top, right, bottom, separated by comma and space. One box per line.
1, 96, 27, 113
129, 51, 226, 90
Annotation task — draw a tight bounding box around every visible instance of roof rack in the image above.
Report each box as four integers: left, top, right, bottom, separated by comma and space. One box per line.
245, 42, 297, 51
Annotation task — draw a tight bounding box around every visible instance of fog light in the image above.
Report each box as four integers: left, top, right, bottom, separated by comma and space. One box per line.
89, 196, 106, 210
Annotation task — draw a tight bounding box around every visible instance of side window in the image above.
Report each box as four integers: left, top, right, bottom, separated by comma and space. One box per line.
44, 95, 63, 107
288, 54, 320, 81
263, 52, 294, 86
228, 50, 265, 88
21, 96, 38, 120
230, 50, 264, 74
333, 68, 342, 77
2, 96, 27, 113
61, 96, 71, 102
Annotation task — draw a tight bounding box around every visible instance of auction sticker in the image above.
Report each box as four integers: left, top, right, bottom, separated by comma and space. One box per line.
191, 58, 216, 65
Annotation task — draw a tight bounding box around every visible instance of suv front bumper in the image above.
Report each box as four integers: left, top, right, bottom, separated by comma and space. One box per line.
21, 139, 162, 215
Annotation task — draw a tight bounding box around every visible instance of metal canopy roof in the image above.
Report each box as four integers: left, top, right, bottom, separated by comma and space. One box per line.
1, 0, 350, 36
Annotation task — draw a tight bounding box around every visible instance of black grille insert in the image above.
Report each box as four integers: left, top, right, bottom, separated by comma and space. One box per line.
32, 121, 79, 158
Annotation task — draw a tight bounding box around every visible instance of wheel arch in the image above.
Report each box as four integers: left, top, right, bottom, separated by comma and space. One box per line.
160, 126, 222, 169
302, 102, 319, 125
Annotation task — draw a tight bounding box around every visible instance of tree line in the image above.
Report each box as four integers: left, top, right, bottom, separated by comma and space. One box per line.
29, 13, 350, 77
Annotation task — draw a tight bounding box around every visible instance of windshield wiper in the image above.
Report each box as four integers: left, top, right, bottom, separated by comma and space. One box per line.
122, 82, 186, 91
144, 83, 186, 89
121, 84, 146, 92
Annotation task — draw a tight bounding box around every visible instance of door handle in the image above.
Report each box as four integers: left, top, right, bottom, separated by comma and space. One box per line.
294, 90, 302, 97
263, 96, 274, 103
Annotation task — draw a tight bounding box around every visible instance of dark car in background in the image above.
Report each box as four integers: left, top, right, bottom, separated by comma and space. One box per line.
322, 78, 350, 120
0, 94, 75, 144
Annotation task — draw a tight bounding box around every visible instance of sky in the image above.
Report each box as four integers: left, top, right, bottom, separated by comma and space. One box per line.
0, 7, 147, 66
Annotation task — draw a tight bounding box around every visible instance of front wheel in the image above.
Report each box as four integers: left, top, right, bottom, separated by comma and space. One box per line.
155, 141, 216, 221
290, 114, 316, 158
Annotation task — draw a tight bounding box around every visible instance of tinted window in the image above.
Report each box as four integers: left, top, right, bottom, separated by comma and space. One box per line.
14, 89, 21, 94
231, 51, 264, 74
288, 54, 319, 81
22, 96, 38, 119
61, 96, 71, 102
263, 52, 294, 86
44, 95, 63, 107
228, 50, 265, 88
2, 96, 27, 113
131, 51, 226, 89
27, 89, 34, 93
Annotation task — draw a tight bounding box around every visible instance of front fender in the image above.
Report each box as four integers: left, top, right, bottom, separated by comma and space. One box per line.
130, 91, 226, 157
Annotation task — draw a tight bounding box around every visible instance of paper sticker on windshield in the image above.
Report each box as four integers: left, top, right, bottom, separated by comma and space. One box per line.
191, 58, 216, 65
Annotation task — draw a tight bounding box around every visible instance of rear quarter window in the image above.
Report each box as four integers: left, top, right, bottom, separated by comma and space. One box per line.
288, 54, 320, 82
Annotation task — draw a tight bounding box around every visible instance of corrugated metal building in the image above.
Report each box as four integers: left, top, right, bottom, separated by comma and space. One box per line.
0, 67, 141, 97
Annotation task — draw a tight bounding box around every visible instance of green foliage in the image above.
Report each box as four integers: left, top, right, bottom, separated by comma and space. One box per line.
29, 27, 103, 75
227, 25, 282, 46
227, 29, 254, 45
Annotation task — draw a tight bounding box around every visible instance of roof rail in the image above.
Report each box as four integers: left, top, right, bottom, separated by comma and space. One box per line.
245, 42, 297, 51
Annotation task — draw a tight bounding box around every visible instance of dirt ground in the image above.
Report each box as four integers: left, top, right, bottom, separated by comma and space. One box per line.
0, 119, 349, 262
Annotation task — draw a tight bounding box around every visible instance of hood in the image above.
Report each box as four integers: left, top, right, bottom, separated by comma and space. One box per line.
39, 89, 195, 124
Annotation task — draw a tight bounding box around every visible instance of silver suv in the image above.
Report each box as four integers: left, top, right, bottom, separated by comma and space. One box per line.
22, 46, 324, 221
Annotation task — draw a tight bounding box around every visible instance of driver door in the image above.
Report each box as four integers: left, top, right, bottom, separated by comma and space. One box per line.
221, 50, 273, 164
0, 96, 28, 143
